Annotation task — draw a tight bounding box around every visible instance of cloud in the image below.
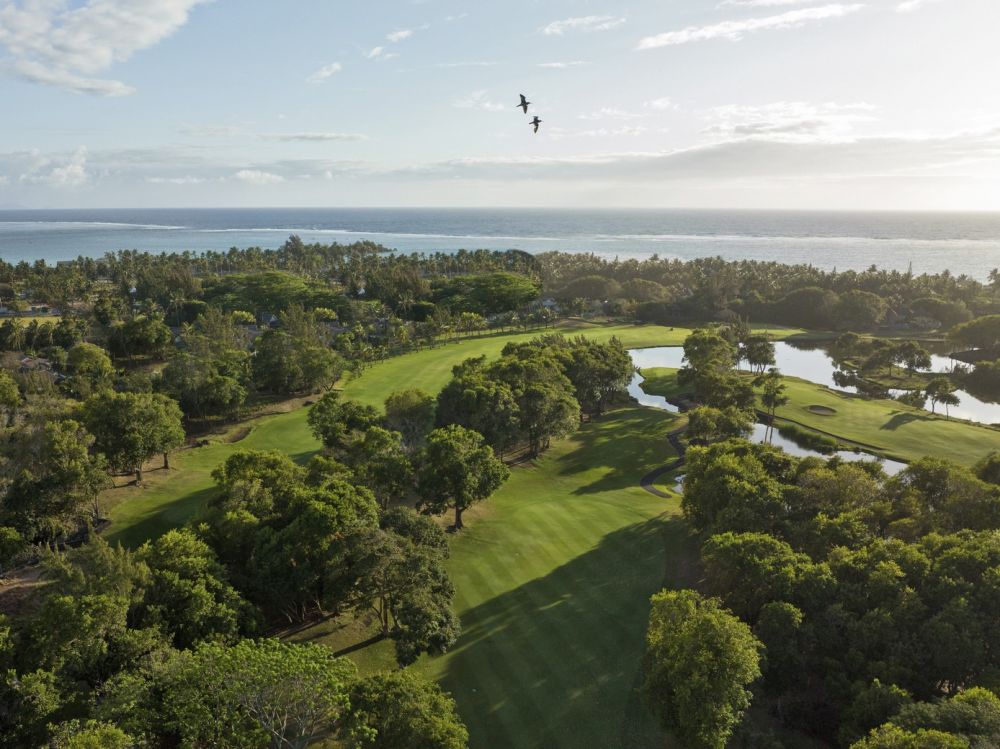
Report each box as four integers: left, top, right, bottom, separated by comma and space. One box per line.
435, 61, 498, 68
146, 175, 208, 185
722, 0, 815, 6
579, 107, 646, 121
541, 15, 626, 36
644, 97, 676, 111
365, 46, 398, 61
234, 169, 284, 185
452, 90, 505, 112
703, 101, 878, 140
0, 0, 210, 96
19, 146, 88, 186
896, 0, 943, 11
307, 62, 343, 83
386, 29, 413, 42
538, 60, 587, 69
261, 132, 369, 142
637, 4, 865, 49
180, 124, 244, 138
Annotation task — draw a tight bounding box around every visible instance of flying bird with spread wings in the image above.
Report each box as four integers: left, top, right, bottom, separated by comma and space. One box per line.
530, 116, 542, 134
517, 94, 531, 114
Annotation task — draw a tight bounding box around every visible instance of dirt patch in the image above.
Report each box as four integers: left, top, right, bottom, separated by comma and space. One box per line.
226, 426, 253, 443
808, 405, 837, 416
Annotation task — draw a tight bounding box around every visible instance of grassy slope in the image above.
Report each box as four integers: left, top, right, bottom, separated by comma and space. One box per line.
641, 367, 1000, 467
104, 323, 688, 547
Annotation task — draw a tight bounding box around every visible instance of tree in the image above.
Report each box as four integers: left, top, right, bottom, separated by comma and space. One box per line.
253, 329, 343, 395
330, 524, 459, 665
417, 425, 510, 530
63, 343, 115, 398
685, 406, 753, 445
563, 336, 634, 416
740, 334, 776, 375
161, 639, 356, 749
925, 378, 959, 418
81, 391, 185, 481
384, 389, 436, 452
134, 528, 253, 649
836, 290, 888, 330
435, 360, 519, 456
851, 725, 969, 749
347, 427, 414, 511
0, 368, 20, 426
48, 720, 134, 749
307, 392, 381, 452
758, 368, 789, 442
343, 670, 469, 749
643, 589, 762, 749
3, 419, 111, 535
107, 315, 172, 360
159, 353, 247, 419
951, 314, 1000, 351
894, 341, 933, 374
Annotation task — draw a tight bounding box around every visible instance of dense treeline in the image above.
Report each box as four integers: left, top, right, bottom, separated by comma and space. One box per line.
539, 252, 994, 332
639, 325, 1000, 748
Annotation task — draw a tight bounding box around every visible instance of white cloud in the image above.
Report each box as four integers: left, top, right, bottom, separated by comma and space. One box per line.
703, 101, 877, 140
644, 97, 676, 111
307, 62, 343, 83
0, 0, 210, 96
722, 0, 815, 6
234, 169, 284, 185
452, 90, 505, 112
897, 0, 943, 11
19, 146, 88, 186
436, 61, 498, 68
637, 4, 865, 49
541, 15, 626, 36
180, 124, 244, 137
261, 132, 369, 142
365, 46, 397, 61
579, 107, 646, 121
146, 175, 208, 185
538, 60, 587, 69
386, 29, 413, 42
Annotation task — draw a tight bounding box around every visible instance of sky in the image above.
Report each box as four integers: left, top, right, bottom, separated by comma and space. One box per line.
0, 0, 998, 210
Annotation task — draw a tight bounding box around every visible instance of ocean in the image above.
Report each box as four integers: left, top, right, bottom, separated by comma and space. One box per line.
2, 207, 1000, 279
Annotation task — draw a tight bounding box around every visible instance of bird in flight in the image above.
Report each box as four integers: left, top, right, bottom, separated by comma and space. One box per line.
517, 94, 531, 114
530, 116, 542, 133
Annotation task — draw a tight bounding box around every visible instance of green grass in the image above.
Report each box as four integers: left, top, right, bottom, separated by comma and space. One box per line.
293, 406, 693, 749
104, 322, 688, 547
640, 367, 1000, 467
341, 322, 693, 408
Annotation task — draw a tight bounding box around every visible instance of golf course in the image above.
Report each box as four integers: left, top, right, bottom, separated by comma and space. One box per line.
101, 320, 696, 748
640, 367, 1000, 467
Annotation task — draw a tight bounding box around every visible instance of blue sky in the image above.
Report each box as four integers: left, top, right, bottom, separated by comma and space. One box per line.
0, 0, 998, 209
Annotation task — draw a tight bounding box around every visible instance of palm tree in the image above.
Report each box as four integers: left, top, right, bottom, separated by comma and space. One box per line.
757, 368, 789, 443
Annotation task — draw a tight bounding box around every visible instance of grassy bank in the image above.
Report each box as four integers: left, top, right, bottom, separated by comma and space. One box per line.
640, 367, 1000, 467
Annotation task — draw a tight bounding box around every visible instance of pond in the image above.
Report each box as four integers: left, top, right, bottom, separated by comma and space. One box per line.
628, 345, 910, 475
629, 342, 1000, 425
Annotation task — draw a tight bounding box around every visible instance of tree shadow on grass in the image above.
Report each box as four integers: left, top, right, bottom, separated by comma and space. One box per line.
438, 516, 697, 749
880, 411, 931, 431
105, 448, 319, 549
554, 408, 681, 496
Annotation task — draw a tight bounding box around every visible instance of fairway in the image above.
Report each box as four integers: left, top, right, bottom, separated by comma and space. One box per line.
292, 406, 691, 749
641, 368, 1000, 467
104, 322, 687, 546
